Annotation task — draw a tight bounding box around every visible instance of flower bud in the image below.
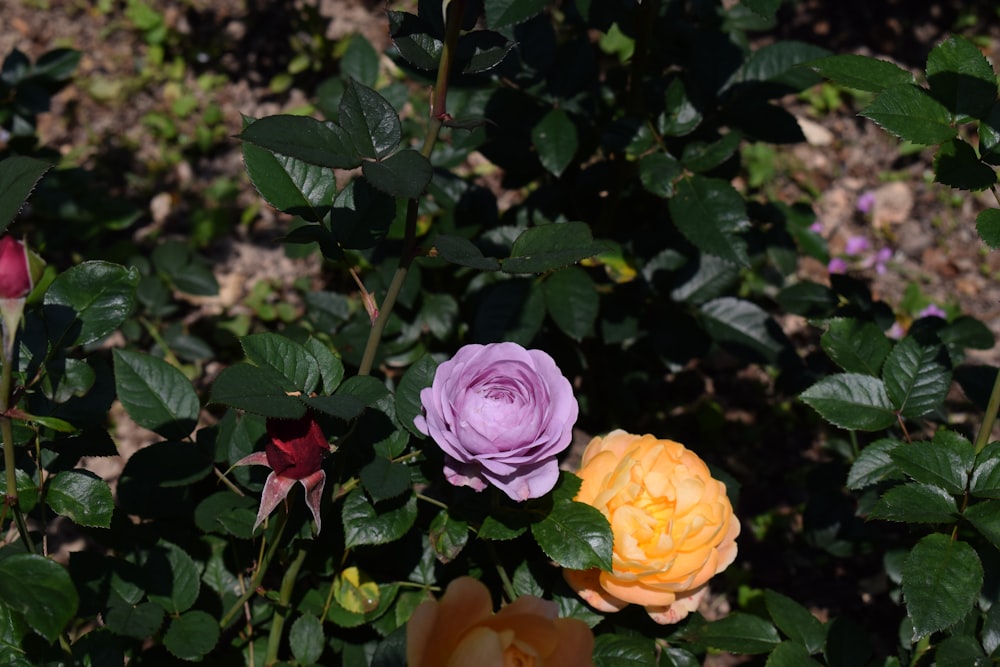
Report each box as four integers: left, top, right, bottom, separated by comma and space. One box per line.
0, 236, 32, 299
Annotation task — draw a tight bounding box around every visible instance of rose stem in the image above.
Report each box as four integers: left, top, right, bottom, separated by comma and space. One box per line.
1, 311, 33, 552
357, 0, 467, 377
264, 546, 309, 665
219, 506, 290, 628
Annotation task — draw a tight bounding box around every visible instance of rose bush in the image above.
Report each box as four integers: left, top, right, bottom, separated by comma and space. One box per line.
406, 576, 594, 667
414, 342, 578, 501
233, 413, 329, 531
564, 430, 739, 624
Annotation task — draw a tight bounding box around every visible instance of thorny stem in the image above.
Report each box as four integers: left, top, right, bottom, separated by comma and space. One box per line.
357, 0, 467, 376
1, 315, 33, 553
219, 508, 290, 628
264, 546, 308, 666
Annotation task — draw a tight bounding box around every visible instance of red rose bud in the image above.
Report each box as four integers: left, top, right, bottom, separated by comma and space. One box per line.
265, 414, 328, 480
0, 236, 31, 299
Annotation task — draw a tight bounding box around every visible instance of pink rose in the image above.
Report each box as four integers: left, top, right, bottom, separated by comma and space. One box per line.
415, 342, 578, 501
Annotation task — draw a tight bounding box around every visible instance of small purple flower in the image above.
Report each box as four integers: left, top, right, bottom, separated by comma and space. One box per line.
415, 342, 579, 501
857, 191, 876, 214
874, 247, 892, 274
808, 221, 824, 234
844, 235, 870, 256
827, 257, 848, 274
918, 304, 947, 320
887, 322, 906, 340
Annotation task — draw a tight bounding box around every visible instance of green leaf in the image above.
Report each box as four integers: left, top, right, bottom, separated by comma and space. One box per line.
934, 137, 997, 191
738, 41, 828, 90
387, 11, 441, 71
104, 596, 163, 639
680, 131, 743, 172
337, 375, 391, 406
457, 30, 516, 74
764, 589, 826, 654
0, 468, 38, 513
981, 102, 1000, 165
935, 635, 989, 667
360, 456, 412, 503
861, 85, 958, 145
0, 155, 52, 234
242, 332, 321, 395
964, 500, 1000, 551
144, 541, 201, 615
543, 266, 598, 341
239, 114, 359, 169
806, 54, 914, 92
638, 151, 682, 197
902, 534, 982, 640
800, 373, 897, 431
342, 34, 380, 87
305, 337, 345, 394
113, 349, 199, 440
971, 442, 1000, 498
531, 500, 613, 571
976, 209, 1000, 249
329, 177, 397, 251
889, 437, 973, 495
44, 261, 139, 346
775, 281, 836, 317
847, 438, 904, 489
660, 79, 702, 137
532, 109, 578, 177
431, 234, 501, 270
869, 482, 957, 523
689, 612, 782, 654
342, 488, 417, 548
163, 610, 219, 661
766, 641, 824, 667
925, 35, 998, 120
339, 79, 402, 160
484, 0, 547, 28
210, 363, 307, 419
429, 509, 469, 563
300, 394, 366, 421
289, 613, 325, 664
0, 554, 78, 643
502, 222, 610, 274
362, 149, 432, 198
670, 254, 740, 305
820, 318, 891, 376
243, 143, 336, 222
194, 492, 258, 538
396, 353, 438, 438
882, 337, 950, 418
592, 633, 656, 667
117, 441, 212, 517
45, 470, 114, 528
699, 297, 790, 364
669, 176, 749, 267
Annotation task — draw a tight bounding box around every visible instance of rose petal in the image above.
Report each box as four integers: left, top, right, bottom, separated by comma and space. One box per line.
299, 469, 326, 533
254, 471, 296, 531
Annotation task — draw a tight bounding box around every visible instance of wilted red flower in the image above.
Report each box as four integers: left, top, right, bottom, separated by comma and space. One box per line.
234, 413, 329, 532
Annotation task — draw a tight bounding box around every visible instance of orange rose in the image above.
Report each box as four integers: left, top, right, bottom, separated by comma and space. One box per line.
564, 430, 739, 624
406, 577, 595, 667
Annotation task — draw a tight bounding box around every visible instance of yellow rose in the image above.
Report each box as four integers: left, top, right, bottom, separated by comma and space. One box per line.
407, 577, 595, 667
564, 430, 739, 624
